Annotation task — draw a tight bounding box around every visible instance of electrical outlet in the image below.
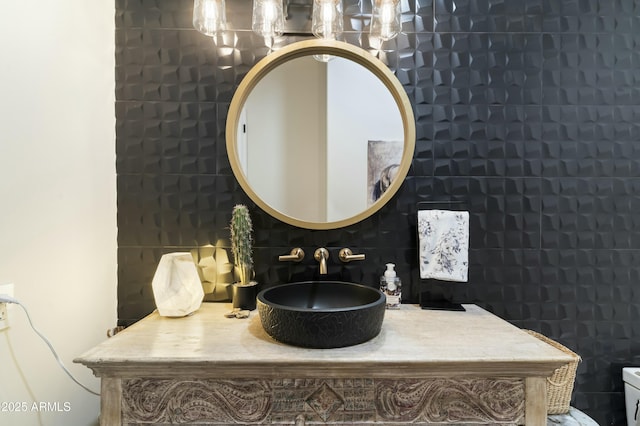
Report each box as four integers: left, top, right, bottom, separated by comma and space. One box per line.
0, 303, 6, 329
0, 283, 15, 331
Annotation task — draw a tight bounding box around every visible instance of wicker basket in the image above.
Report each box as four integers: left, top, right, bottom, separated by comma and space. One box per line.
525, 330, 581, 415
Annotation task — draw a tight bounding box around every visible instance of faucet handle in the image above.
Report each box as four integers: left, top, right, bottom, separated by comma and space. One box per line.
278, 248, 305, 262
339, 248, 365, 263
314, 248, 329, 260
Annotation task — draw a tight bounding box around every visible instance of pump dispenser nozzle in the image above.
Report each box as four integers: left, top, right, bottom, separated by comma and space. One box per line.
384, 263, 396, 279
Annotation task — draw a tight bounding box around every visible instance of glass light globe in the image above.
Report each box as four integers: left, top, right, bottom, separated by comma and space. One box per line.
370, 0, 401, 41
311, 0, 343, 40
193, 0, 226, 36
252, 0, 285, 38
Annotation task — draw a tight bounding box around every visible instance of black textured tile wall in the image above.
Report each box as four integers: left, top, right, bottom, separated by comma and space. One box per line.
116, 0, 640, 424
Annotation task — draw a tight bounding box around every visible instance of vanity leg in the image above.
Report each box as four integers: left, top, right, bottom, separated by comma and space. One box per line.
100, 377, 122, 426
525, 377, 547, 426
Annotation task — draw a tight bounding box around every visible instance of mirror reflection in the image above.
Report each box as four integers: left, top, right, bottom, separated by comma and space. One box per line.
237, 55, 404, 224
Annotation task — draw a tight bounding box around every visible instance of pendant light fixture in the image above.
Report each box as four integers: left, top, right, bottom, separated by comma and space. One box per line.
251, 0, 285, 39
192, 0, 227, 36
192, 0, 401, 47
370, 0, 401, 41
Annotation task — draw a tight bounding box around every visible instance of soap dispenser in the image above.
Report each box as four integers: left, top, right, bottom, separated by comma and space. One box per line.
380, 263, 401, 309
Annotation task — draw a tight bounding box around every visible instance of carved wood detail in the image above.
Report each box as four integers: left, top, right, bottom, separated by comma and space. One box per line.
270, 378, 376, 424
376, 378, 525, 424
122, 378, 271, 423
122, 377, 525, 424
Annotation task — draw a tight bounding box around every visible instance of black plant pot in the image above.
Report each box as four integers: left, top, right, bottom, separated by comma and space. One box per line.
232, 282, 258, 311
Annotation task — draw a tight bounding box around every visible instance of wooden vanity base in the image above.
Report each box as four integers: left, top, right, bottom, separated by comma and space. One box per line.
76, 304, 570, 425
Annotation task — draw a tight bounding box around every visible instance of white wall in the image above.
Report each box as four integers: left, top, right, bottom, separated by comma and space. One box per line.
326, 58, 403, 221
0, 2, 116, 426
244, 57, 327, 222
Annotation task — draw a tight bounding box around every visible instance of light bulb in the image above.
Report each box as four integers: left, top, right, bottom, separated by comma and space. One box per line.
193, 0, 226, 36
322, 2, 334, 24
371, 0, 401, 41
252, 0, 284, 38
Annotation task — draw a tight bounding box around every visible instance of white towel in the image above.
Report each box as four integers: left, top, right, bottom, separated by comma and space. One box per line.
418, 209, 469, 282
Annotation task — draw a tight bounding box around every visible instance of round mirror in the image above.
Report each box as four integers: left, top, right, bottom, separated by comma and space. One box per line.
226, 39, 415, 229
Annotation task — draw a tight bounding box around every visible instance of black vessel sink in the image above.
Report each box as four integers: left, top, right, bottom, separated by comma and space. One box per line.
256, 281, 385, 349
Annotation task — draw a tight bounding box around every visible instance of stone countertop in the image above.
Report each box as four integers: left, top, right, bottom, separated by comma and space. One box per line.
75, 303, 574, 379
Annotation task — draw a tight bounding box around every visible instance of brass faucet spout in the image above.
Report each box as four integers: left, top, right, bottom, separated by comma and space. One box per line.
314, 248, 329, 275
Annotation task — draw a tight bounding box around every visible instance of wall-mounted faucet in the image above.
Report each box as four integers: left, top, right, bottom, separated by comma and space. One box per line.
314, 248, 329, 275
282, 247, 363, 276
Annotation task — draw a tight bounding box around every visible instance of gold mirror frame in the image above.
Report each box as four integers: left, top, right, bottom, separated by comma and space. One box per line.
226, 39, 416, 230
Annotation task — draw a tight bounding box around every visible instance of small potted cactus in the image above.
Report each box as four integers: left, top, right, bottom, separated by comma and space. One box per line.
230, 204, 257, 310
